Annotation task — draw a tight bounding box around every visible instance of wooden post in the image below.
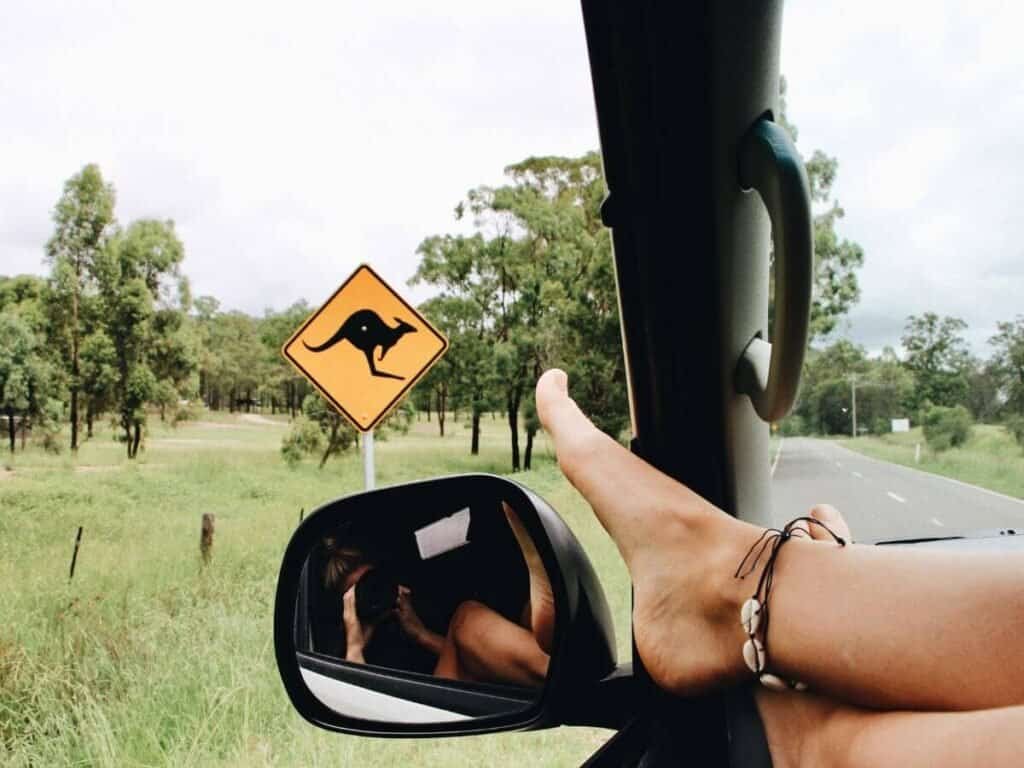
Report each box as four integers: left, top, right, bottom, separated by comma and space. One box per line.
200, 513, 215, 566
68, 526, 83, 582
299, 507, 304, 524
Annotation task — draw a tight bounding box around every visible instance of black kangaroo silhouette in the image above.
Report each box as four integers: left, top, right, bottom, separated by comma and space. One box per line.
303, 309, 417, 380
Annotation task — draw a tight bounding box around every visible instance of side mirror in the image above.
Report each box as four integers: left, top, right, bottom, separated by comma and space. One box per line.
274, 473, 619, 737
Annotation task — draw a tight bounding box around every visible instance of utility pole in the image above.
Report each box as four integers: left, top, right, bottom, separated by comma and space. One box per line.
850, 374, 858, 439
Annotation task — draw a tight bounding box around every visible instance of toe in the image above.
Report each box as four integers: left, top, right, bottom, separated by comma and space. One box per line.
807, 504, 852, 543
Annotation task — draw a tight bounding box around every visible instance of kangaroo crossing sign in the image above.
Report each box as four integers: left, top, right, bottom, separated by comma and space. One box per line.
282, 264, 448, 432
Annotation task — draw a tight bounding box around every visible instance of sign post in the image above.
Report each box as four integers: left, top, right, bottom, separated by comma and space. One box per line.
363, 429, 376, 490
281, 264, 448, 480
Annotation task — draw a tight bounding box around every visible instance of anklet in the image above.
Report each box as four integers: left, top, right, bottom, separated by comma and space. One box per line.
734, 516, 847, 692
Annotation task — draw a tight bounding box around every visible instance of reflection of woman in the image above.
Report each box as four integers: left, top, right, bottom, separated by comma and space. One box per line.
322, 505, 553, 688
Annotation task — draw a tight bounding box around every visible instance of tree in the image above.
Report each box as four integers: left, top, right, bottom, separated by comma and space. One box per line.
45, 164, 117, 451
301, 392, 356, 468
965, 359, 1002, 423
989, 316, 1024, 416
0, 312, 59, 452
259, 301, 313, 417
901, 313, 971, 412
99, 219, 188, 457
777, 78, 865, 340
417, 295, 498, 454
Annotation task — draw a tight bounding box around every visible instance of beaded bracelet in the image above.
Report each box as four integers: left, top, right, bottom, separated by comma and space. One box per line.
734, 516, 847, 692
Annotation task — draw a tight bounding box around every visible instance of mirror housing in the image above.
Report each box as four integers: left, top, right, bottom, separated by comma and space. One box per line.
274, 474, 619, 737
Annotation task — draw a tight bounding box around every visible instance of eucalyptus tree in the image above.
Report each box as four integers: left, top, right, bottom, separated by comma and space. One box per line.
45, 164, 117, 450
99, 219, 189, 457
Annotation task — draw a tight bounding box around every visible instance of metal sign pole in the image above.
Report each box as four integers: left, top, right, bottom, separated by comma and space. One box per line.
363, 429, 376, 490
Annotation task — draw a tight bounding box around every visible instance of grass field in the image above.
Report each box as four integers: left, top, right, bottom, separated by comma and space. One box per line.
0, 411, 631, 767
839, 424, 1024, 500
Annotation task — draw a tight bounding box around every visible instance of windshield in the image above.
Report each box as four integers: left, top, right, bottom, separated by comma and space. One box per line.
770, 0, 1024, 543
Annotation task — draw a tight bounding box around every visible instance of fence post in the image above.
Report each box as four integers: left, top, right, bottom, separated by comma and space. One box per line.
200, 513, 215, 566
68, 526, 84, 582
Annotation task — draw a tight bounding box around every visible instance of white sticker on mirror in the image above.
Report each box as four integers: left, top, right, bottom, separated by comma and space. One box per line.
414, 507, 471, 560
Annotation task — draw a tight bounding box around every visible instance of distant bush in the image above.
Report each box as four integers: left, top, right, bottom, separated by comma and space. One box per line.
280, 417, 323, 467
778, 415, 806, 437
1006, 415, 1024, 451
870, 416, 890, 436
923, 405, 973, 452
171, 401, 200, 427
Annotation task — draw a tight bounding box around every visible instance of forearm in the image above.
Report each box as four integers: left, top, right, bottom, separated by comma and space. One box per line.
412, 627, 445, 656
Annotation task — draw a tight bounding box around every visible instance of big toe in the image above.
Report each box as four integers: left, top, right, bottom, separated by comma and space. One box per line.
807, 504, 852, 543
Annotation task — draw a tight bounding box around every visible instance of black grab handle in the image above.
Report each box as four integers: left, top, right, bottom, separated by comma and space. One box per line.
734, 117, 814, 423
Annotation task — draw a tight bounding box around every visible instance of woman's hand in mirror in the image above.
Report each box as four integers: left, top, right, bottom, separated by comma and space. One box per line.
396, 586, 445, 656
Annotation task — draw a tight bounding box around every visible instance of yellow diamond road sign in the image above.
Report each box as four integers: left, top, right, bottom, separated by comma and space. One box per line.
282, 264, 448, 432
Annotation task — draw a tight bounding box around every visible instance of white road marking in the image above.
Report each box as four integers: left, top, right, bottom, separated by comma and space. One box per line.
931, 517, 945, 527
887, 492, 907, 504
832, 442, 1024, 510
771, 438, 784, 478
852, 471, 864, 479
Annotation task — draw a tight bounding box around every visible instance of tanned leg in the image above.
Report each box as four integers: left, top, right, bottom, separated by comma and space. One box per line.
536, 369, 1024, 711
503, 502, 556, 654
433, 600, 549, 687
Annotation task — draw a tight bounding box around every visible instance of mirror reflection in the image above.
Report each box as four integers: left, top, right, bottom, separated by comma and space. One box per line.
294, 496, 555, 724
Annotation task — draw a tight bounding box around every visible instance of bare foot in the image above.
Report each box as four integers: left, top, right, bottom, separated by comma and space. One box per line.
536, 369, 767, 694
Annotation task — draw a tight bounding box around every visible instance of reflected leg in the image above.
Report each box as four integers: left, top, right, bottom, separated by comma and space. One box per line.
503, 502, 556, 654
433, 600, 549, 687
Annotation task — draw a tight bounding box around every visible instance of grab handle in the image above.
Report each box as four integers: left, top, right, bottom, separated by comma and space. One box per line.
734, 117, 813, 423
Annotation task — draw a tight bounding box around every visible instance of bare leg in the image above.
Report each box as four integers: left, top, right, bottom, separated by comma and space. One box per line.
503, 502, 556, 654
433, 600, 549, 687
759, 685, 1024, 768
535, 369, 1024, 710
761, 509, 1024, 767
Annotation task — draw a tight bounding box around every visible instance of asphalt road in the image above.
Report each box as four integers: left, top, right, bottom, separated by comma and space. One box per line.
770, 438, 1024, 543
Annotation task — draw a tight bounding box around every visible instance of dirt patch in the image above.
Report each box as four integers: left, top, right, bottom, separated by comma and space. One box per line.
239, 414, 287, 427
151, 438, 242, 447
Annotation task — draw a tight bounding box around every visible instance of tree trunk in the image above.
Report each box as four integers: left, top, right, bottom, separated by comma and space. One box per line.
471, 409, 481, 455
229, 388, 236, 413
86, 403, 94, 439
426, 398, 431, 422
132, 422, 142, 457
7, 408, 15, 453
320, 423, 339, 468
70, 287, 80, 453
508, 388, 522, 472
437, 388, 446, 437
245, 390, 252, 413
524, 427, 536, 470
20, 417, 27, 450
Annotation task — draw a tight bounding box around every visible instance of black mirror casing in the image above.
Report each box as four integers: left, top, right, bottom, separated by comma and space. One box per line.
273, 474, 618, 738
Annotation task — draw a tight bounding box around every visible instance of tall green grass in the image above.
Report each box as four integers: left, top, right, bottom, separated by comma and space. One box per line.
0, 413, 629, 766
839, 424, 1024, 500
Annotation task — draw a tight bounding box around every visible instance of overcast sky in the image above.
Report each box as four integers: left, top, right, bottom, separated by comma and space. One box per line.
3, 1, 1022, 356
